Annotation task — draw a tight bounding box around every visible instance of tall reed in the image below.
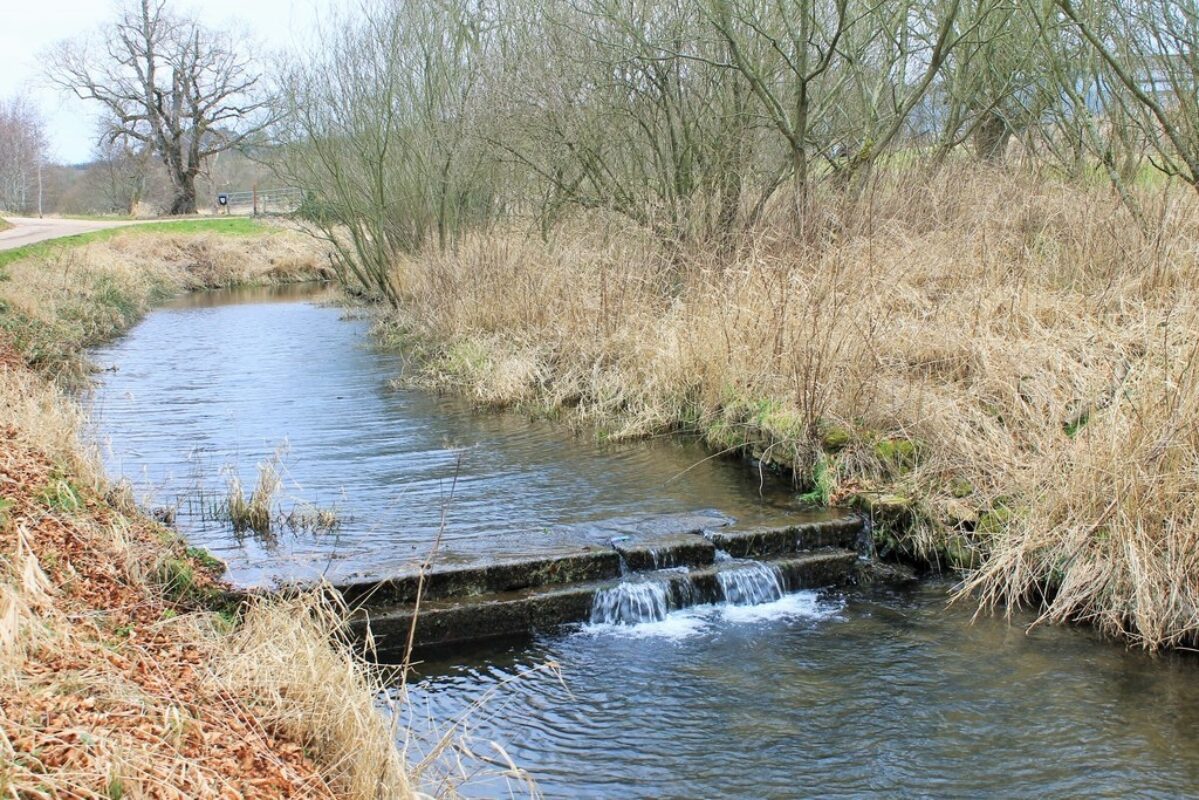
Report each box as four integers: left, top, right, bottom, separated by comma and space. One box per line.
384, 164, 1199, 649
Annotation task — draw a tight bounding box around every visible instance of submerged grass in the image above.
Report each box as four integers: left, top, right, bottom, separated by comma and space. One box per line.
219, 457, 343, 536
226, 459, 283, 536
380, 164, 1199, 650
0, 228, 419, 796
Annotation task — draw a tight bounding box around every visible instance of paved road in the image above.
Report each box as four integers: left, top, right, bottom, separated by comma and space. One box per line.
0, 216, 156, 251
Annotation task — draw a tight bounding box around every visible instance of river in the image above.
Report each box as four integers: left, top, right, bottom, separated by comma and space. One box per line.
88, 286, 1199, 799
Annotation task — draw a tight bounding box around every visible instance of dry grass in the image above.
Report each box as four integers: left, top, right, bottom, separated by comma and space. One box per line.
220, 592, 411, 799
225, 459, 282, 536
0, 228, 418, 796
384, 164, 1199, 650
0, 362, 344, 798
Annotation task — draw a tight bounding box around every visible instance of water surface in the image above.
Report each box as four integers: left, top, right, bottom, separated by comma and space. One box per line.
87, 286, 1199, 799
404, 582, 1199, 799
87, 286, 793, 586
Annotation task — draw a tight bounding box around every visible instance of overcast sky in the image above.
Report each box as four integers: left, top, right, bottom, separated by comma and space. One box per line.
0, 0, 340, 163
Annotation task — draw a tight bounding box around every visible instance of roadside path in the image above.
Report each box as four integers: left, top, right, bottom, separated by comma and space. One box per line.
0, 216, 166, 251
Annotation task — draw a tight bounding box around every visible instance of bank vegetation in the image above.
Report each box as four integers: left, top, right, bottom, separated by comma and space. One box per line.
275, 0, 1199, 649
0, 224, 420, 798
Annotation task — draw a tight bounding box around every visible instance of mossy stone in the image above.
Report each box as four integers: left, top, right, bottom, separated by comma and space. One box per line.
875, 438, 919, 469
821, 426, 852, 452
943, 537, 980, 570
977, 505, 1015, 536
852, 493, 912, 519
943, 498, 978, 526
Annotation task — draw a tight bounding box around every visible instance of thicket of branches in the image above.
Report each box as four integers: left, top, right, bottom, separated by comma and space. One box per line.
274, 0, 1199, 301
0, 95, 47, 214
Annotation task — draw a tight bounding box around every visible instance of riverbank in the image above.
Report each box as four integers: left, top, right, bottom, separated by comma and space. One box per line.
0, 226, 414, 798
378, 165, 1199, 651
0, 219, 332, 376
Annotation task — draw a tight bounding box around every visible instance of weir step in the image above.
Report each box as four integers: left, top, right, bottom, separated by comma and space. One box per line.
353, 549, 860, 657
333, 510, 864, 607
707, 513, 861, 558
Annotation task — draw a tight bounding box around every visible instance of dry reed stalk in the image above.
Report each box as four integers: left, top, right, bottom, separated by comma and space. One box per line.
219, 591, 413, 800
0, 225, 426, 796
387, 164, 1199, 649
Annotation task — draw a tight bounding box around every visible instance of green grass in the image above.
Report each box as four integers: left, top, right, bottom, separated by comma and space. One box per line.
0, 217, 271, 271
37, 473, 85, 513
185, 546, 226, 575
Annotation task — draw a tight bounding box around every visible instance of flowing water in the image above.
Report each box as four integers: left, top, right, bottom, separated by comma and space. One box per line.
588, 560, 789, 625
88, 287, 1199, 798
87, 285, 794, 586
404, 582, 1199, 799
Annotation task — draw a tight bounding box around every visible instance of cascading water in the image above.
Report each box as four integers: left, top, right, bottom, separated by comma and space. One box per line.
590, 559, 793, 625
716, 561, 786, 606
590, 580, 671, 624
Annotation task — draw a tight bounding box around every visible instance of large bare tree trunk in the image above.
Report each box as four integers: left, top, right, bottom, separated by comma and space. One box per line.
974, 111, 1012, 161
47, 0, 271, 217
168, 171, 197, 215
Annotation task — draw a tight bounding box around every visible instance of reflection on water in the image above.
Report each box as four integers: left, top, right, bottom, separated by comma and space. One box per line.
87, 286, 794, 586
404, 582, 1199, 799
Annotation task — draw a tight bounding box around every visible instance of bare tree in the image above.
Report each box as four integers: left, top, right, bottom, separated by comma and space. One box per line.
1055, 0, 1199, 194
93, 131, 155, 215
485, 0, 767, 247
0, 95, 47, 214
275, 0, 498, 304
270, 0, 1199, 291
46, 0, 272, 214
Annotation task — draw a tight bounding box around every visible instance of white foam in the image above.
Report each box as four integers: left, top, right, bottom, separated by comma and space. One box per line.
579, 590, 840, 640
719, 590, 837, 623
581, 607, 710, 640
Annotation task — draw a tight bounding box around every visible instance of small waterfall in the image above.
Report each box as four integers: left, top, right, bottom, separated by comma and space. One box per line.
590, 580, 671, 624
858, 513, 876, 561
591, 559, 794, 626
716, 562, 785, 606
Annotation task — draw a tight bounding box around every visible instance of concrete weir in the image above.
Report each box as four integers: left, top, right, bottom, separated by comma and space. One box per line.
339, 509, 868, 657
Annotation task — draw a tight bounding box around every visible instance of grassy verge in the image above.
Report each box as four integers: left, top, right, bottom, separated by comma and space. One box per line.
0, 229, 414, 797
379, 164, 1199, 650
0, 217, 275, 271
0, 218, 10, 233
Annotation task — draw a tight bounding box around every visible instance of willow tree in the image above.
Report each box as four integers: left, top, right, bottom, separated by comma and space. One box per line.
1055, 0, 1199, 194
483, 0, 768, 247
46, 0, 271, 215
274, 0, 496, 305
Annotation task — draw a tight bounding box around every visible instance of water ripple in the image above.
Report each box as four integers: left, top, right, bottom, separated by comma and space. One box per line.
403, 583, 1199, 799
87, 286, 794, 585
